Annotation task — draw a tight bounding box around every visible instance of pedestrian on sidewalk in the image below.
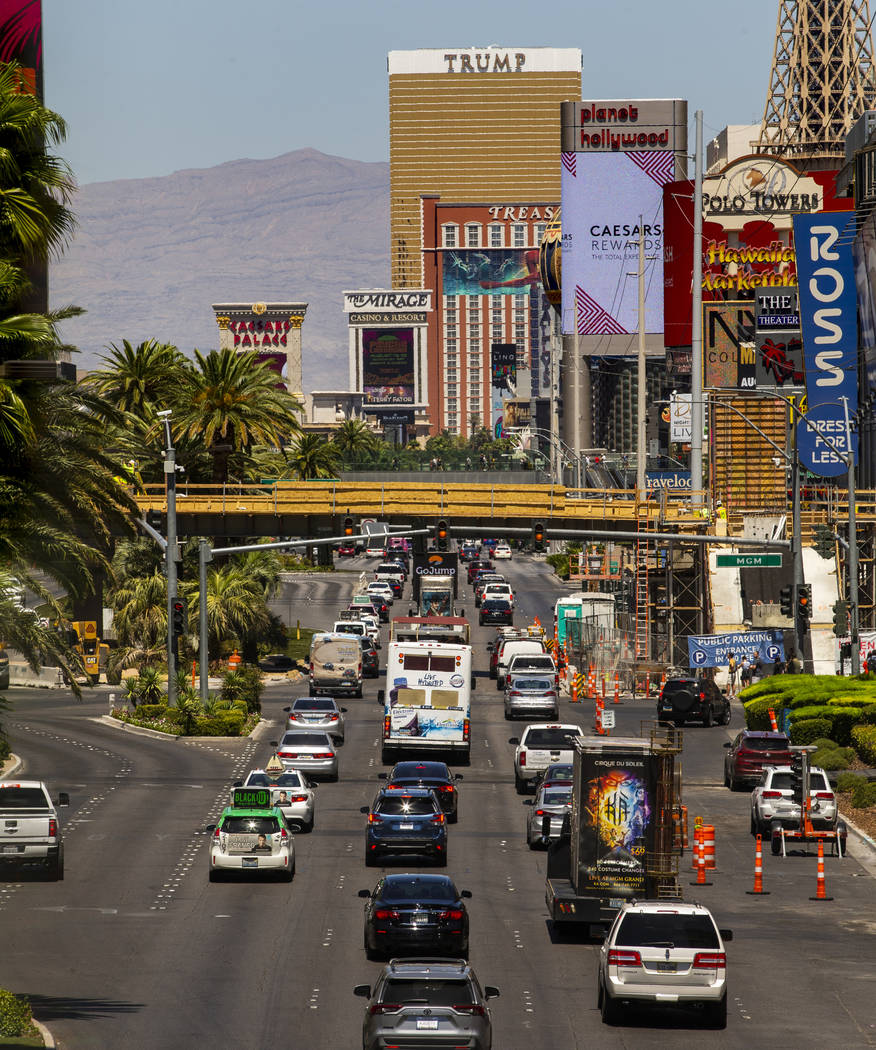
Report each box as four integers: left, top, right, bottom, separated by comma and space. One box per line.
727, 652, 737, 695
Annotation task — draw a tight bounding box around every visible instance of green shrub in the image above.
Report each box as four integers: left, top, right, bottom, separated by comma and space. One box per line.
852, 724, 876, 765
212, 710, 245, 735
136, 704, 168, 720
231, 699, 248, 715
739, 678, 788, 701
830, 708, 864, 746
812, 746, 854, 771
743, 697, 781, 730
860, 703, 876, 725
789, 718, 832, 745
851, 781, 876, 808
837, 771, 868, 793
812, 737, 837, 750
0, 988, 35, 1038
221, 665, 263, 714
789, 704, 836, 722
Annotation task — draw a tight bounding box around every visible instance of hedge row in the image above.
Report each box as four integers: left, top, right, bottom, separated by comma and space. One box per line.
851, 725, 876, 766
0, 988, 36, 1038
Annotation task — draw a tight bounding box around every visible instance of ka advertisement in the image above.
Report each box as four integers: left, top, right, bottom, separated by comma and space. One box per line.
575, 749, 657, 899
687, 630, 785, 669
442, 249, 539, 297
792, 212, 858, 477
362, 328, 415, 405
560, 150, 673, 336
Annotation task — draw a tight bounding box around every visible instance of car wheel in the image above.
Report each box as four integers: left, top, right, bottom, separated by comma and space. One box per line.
729, 775, 741, 792
527, 835, 540, 851
365, 942, 382, 962
303, 817, 314, 833
514, 774, 526, 795
707, 993, 728, 1029
771, 827, 783, 855
365, 852, 379, 867
448, 810, 458, 824
284, 863, 295, 883
381, 748, 394, 765
704, 706, 714, 728
600, 982, 620, 1025
209, 869, 221, 883
436, 850, 448, 868
723, 766, 730, 788
47, 850, 63, 881
723, 703, 732, 725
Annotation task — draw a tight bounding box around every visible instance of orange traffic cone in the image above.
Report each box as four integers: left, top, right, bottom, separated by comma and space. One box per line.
768, 707, 779, 732
613, 673, 620, 705
810, 839, 833, 901
746, 835, 769, 895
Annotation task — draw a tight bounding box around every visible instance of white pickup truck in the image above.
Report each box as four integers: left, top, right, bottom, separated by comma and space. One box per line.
0, 779, 69, 880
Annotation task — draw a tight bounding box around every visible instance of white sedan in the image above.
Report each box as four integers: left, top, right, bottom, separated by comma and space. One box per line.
367, 581, 395, 605
493, 543, 512, 559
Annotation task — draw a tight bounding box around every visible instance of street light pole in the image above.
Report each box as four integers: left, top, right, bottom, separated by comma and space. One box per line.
636, 215, 647, 497
159, 411, 178, 708
842, 397, 861, 674
690, 110, 704, 506
789, 404, 805, 658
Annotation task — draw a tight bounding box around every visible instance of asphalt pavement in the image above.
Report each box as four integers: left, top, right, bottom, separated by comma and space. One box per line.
1, 553, 874, 1049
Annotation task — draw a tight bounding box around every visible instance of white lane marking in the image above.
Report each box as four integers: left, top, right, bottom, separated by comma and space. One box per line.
309, 988, 320, 1010
322, 927, 334, 948
513, 929, 524, 950
505, 874, 516, 893
522, 989, 534, 1013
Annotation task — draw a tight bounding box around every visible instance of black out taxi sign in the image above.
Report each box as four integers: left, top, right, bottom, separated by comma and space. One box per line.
232, 787, 271, 809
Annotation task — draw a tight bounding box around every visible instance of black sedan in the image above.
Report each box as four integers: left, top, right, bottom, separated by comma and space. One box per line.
480, 598, 513, 626
379, 760, 463, 823
358, 873, 471, 960
360, 637, 380, 678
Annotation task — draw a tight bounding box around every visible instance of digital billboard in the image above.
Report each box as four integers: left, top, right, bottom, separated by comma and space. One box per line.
490, 344, 517, 438
560, 150, 672, 337
362, 328, 415, 405
442, 249, 539, 297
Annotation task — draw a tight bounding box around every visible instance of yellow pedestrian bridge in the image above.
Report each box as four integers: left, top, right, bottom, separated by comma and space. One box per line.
137, 480, 714, 538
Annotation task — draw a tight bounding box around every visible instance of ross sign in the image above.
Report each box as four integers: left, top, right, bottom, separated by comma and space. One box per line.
687, 630, 785, 668
793, 211, 859, 475
344, 290, 431, 312
715, 553, 782, 567
232, 787, 272, 809
362, 328, 415, 405
796, 404, 857, 479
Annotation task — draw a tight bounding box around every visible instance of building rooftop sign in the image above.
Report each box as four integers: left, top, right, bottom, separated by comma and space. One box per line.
388, 48, 581, 75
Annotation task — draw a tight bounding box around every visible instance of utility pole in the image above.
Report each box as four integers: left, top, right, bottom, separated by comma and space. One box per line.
198, 539, 212, 702
842, 397, 861, 674
790, 407, 805, 659
159, 410, 178, 708
636, 214, 647, 497
691, 109, 704, 506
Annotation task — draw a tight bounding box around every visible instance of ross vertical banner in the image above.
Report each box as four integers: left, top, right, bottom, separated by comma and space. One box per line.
793, 212, 859, 476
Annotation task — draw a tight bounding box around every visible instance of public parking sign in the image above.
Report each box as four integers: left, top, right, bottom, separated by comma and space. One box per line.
687, 630, 785, 669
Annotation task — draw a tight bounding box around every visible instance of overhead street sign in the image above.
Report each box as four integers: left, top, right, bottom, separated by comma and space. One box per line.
715, 553, 782, 568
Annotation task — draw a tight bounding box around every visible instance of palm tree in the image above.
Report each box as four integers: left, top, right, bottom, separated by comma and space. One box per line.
332, 418, 376, 466
86, 339, 191, 418
107, 571, 168, 671
173, 348, 303, 482
0, 570, 82, 689
204, 565, 271, 662
287, 432, 340, 480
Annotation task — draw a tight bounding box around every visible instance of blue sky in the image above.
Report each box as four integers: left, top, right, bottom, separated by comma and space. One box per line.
44, 0, 777, 186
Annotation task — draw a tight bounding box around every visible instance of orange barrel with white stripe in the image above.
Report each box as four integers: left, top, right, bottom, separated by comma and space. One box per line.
700, 823, 716, 869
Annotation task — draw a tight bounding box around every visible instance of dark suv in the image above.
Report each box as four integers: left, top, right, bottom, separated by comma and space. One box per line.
355, 958, 499, 1050
362, 788, 448, 867
657, 675, 731, 727
723, 730, 793, 791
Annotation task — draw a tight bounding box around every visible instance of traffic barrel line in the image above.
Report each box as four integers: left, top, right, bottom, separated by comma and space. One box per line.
746, 834, 769, 895
809, 839, 833, 901
613, 673, 620, 705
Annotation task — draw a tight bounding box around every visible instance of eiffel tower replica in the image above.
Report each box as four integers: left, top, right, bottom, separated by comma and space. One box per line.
757, 0, 876, 169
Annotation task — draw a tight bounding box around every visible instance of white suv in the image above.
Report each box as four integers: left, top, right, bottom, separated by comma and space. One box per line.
510, 723, 581, 794
750, 764, 839, 837
598, 901, 732, 1028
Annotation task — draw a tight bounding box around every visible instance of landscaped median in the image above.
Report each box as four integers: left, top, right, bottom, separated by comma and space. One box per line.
740, 674, 876, 840
0, 987, 48, 1046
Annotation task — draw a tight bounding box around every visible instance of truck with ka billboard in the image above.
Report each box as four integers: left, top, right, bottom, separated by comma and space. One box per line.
545, 731, 682, 937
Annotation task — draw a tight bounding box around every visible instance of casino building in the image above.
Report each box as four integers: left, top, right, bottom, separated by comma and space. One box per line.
386, 47, 581, 436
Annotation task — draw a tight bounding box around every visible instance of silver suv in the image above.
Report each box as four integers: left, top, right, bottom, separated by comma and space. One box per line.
598, 900, 732, 1029
354, 958, 499, 1050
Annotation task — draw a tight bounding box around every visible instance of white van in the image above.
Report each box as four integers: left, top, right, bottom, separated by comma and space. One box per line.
309, 632, 363, 698
496, 638, 546, 690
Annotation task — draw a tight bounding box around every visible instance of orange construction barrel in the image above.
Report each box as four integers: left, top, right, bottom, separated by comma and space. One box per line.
227, 649, 242, 670
701, 823, 716, 869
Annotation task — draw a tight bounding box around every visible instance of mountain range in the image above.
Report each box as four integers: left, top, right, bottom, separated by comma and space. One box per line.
50, 148, 390, 392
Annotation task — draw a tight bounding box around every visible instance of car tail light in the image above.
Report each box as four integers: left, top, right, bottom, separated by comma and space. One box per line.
453, 1004, 485, 1016
815, 791, 834, 800
535, 809, 545, 816
278, 751, 297, 759
289, 795, 308, 803
314, 752, 334, 759
327, 714, 339, 721
509, 690, 521, 697
519, 752, 526, 766
699, 692, 705, 701
437, 785, 454, 792
608, 949, 642, 967
213, 826, 221, 839
48, 818, 57, 838
692, 951, 726, 971
431, 813, 445, 824
762, 790, 783, 799
439, 909, 464, 920
368, 813, 382, 824
463, 719, 470, 742
369, 1003, 402, 1015
373, 909, 399, 920
280, 828, 288, 840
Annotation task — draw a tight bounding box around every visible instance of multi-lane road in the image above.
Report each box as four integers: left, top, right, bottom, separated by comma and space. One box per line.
2, 556, 875, 1049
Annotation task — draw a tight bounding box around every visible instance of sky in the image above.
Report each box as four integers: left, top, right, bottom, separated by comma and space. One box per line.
43, 0, 779, 186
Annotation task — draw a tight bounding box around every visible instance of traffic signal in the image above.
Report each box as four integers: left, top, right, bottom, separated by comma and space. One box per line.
833, 599, 849, 637
797, 584, 812, 622
532, 521, 545, 552
790, 751, 805, 808
171, 599, 186, 641
779, 585, 793, 618
436, 519, 448, 551
814, 524, 834, 560
343, 515, 354, 537
146, 509, 165, 533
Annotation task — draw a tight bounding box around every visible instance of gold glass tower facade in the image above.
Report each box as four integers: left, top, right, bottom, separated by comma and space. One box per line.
388, 48, 582, 288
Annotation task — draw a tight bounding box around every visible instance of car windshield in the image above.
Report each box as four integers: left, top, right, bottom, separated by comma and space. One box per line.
376, 797, 437, 816
615, 912, 720, 949
744, 736, 790, 750
0, 787, 48, 809
542, 789, 572, 806
383, 878, 457, 902
545, 765, 573, 779
512, 678, 553, 692
281, 733, 331, 746
523, 728, 579, 749
292, 700, 335, 712
221, 816, 281, 834
382, 979, 473, 1006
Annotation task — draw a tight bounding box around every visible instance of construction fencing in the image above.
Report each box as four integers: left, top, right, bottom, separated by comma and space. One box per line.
564, 615, 669, 695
